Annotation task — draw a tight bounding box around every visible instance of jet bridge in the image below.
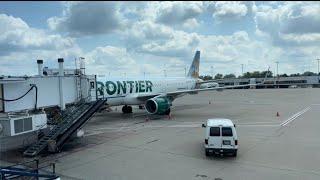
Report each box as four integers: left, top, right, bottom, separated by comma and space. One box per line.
0, 58, 99, 152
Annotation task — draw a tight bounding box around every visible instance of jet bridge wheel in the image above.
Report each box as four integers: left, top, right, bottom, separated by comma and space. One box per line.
122, 105, 133, 114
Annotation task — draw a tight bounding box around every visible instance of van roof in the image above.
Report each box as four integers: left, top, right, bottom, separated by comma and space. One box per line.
207, 118, 234, 127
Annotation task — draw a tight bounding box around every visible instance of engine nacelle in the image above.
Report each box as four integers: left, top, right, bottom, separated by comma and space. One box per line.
145, 97, 171, 115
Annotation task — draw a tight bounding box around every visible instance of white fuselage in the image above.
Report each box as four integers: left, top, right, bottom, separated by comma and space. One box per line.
96, 77, 197, 106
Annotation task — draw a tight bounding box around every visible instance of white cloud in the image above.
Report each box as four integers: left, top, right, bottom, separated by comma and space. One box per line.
208, 1, 248, 22
156, 2, 203, 26
197, 31, 283, 75
124, 20, 200, 57
86, 46, 135, 71
84, 45, 188, 77
279, 3, 320, 34
3, 1, 320, 77
48, 2, 125, 36
255, 2, 320, 46
0, 14, 75, 55
122, 2, 203, 30
0, 13, 82, 75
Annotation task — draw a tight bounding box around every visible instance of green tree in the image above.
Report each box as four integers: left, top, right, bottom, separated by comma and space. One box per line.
279, 73, 288, 77
199, 75, 213, 80
302, 71, 316, 76
261, 70, 273, 78
289, 73, 301, 77
214, 73, 223, 79
241, 71, 273, 78
224, 74, 236, 79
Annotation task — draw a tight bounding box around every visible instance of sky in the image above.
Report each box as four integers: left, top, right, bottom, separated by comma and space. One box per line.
1, 1, 320, 77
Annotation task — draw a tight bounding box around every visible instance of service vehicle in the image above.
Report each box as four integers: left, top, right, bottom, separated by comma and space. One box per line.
202, 118, 238, 157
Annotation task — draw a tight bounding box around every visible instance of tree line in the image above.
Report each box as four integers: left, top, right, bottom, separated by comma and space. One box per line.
199, 71, 320, 80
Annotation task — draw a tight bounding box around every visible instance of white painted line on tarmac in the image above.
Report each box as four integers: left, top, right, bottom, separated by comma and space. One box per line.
237, 122, 279, 125
86, 107, 313, 137
237, 124, 279, 127
280, 107, 311, 127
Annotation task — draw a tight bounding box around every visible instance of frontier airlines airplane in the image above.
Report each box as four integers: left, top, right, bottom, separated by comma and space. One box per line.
96, 51, 256, 115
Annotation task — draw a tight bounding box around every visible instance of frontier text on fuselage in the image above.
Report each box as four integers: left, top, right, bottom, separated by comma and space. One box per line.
97, 80, 153, 96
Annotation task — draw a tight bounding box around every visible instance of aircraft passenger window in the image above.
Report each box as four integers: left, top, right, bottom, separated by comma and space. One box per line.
210, 127, 220, 136
222, 127, 233, 136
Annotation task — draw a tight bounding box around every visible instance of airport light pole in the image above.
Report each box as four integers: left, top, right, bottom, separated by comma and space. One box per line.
275, 61, 279, 88
241, 64, 244, 77
275, 61, 279, 77
317, 59, 320, 81
211, 66, 213, 79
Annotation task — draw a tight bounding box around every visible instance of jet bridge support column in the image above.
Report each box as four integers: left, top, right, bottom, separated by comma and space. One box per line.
58, 58, 65, 110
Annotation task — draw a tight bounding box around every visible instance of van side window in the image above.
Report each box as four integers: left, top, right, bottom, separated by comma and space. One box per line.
222, 127, 233, 136
210, 127, 220, 136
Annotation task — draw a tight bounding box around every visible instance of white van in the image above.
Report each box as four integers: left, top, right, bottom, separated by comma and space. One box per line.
202, 118, 238, 157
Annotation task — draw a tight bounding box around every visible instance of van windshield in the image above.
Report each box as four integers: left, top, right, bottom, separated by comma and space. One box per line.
222, 127, 233, 136
210, 127, 220, 136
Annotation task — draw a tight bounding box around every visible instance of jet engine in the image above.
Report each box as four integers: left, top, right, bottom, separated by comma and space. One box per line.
145, 97, 171, 115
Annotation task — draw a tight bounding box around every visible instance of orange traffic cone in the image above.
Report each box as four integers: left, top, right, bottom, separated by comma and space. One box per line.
276, 112, 280, 117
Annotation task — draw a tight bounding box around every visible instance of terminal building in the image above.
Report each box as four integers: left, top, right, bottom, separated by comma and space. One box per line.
216, 76, 320, 88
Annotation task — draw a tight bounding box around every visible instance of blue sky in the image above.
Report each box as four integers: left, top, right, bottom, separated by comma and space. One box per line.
1, 1, 320, 76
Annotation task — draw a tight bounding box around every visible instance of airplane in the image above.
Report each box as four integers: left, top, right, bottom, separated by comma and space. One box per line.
96, 51, 258, 115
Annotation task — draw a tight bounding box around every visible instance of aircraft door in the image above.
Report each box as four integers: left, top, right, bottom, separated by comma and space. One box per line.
89, 76, 97, 101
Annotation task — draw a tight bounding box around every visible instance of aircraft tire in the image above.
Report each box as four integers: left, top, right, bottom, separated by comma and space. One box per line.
164, 108, 171, 115
122, 105, 133, 114
122, 105, 128, 114
127, 106, 133, 113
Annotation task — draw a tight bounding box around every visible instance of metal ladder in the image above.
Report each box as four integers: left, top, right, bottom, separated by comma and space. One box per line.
56, 99, 106, 148
23, 101, 91, 157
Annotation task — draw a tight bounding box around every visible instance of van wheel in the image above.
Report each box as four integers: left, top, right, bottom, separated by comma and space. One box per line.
232, 151, 237, 157
205, 150, 210, 156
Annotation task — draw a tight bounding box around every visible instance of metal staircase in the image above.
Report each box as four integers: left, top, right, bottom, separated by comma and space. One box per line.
23, 99, 106, 157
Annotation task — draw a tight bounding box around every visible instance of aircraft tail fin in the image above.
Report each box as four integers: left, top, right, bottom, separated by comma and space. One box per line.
187, 51, 200, 78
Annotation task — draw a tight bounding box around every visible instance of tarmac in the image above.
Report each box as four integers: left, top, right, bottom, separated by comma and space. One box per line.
3, 88, 320, 180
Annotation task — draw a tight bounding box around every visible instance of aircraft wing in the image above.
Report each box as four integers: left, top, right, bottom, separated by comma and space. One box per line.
165, 83, 258, 97
136, 83, 259, 102
197, 80, 219, 84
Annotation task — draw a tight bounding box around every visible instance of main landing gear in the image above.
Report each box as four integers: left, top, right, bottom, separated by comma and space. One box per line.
164, 108, 171, 115
122, 105, 133, 114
